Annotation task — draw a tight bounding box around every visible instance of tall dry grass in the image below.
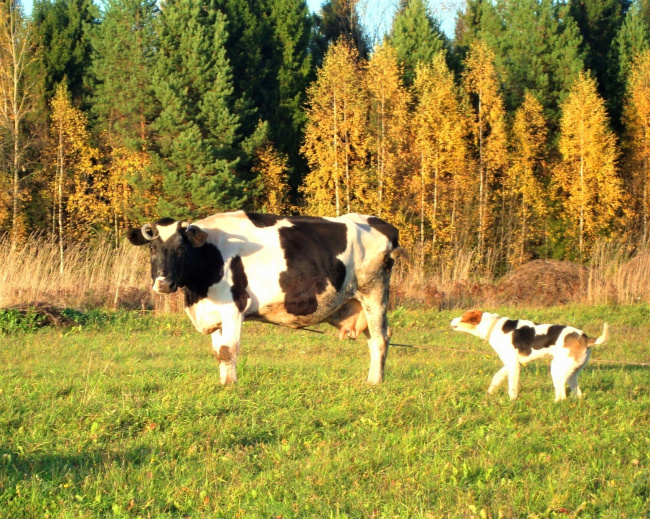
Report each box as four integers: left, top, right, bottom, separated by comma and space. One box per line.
0, 235, 184, 311
1, 234, 650, 311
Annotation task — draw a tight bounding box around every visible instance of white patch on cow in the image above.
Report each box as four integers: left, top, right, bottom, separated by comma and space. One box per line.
157, 221, 179, 242
185, 297, 223, 334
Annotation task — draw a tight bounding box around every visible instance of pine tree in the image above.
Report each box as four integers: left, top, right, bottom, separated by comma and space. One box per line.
462, 38, 509, 260
301, 41, 366, 216
504, 92, 548, 267
389, 0, 448, 86
0, 0, 39, 245
364, 42, 410, 220
554, 72, 626, 258
624, 50, 650, 239
152, 0, 252, 220
413, 54, 471, 264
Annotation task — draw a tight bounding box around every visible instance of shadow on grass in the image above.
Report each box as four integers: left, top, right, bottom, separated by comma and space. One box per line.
0, 445, 153, 483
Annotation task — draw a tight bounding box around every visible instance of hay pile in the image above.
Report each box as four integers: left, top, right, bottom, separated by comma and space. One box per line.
493, 259, 587, 307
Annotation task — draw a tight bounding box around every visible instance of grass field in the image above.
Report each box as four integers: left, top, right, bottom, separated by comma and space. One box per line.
0, 305, 649, 518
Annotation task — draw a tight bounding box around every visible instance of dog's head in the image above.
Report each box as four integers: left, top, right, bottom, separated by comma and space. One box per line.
450, 310, 499, 340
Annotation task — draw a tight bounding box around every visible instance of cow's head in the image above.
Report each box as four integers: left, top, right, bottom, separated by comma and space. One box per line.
127, 218, 208, 294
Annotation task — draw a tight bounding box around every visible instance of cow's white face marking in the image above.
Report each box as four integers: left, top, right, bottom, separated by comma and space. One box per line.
153, 276, 175, 293
157, 222, 179, 242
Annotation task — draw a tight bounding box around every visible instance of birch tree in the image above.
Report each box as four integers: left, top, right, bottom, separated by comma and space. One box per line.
0, 0, 38, 245
301, 40, 366, 216
462, 38, 509, 259
624, 50, 650, 240
554, 72, 626, 258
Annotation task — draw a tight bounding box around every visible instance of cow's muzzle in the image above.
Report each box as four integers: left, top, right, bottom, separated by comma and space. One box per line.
153, 277, 178, 294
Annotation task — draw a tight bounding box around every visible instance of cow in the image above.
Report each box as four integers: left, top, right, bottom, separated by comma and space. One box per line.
127, 211, 404, 385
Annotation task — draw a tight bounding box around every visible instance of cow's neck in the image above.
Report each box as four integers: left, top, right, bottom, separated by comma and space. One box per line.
182, 242, 225, 307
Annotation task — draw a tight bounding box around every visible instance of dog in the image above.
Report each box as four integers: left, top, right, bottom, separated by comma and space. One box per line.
450, 310, 609, 401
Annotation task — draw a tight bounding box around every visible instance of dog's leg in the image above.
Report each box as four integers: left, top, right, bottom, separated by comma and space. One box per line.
551, 360, 568, 402
505, 361, 521, 400
567, 371, 583, 398
488, 366, 508, 395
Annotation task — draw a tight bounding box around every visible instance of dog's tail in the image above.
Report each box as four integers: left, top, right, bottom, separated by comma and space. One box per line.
591, 323, 609, 346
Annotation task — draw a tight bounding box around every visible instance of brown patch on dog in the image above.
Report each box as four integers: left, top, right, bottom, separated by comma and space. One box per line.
564, 332, 588, 362
461, 310, 483, 326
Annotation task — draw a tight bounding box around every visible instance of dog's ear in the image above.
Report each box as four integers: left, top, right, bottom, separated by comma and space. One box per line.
461, 310, 483, 326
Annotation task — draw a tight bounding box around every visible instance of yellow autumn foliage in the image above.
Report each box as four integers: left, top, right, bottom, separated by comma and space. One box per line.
624, 50, 650, 240
253, 143, 293, 215
301, 41, 367, 217
554, 72, 626, 258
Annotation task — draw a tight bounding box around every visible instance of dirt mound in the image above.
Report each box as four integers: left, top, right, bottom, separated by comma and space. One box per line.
493, 259, 587, 306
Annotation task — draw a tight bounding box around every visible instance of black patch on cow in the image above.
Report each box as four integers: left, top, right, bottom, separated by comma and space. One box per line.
278, 218, 348, 316
512, 324, 566, 356
229, 255, 249, 312
368, 217, 399, 248
183, 242, 225, 307
246, 212, 285, 228
502, 319, 518, 334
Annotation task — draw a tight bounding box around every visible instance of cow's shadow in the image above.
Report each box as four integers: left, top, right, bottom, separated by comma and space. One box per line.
0, 445, 152, 483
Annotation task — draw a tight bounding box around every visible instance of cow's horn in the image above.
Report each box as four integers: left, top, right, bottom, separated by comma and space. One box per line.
141, 223, 159, 240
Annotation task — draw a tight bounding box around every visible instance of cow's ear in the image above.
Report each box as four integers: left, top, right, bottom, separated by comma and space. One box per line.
184, 224, 208, 247
126, 228, 149, 246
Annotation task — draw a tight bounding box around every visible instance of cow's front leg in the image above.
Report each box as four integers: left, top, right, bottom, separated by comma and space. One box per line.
211, 307, 244, 385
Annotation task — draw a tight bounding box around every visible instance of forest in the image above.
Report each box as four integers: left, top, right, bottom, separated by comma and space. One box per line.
1, 0, 650, 274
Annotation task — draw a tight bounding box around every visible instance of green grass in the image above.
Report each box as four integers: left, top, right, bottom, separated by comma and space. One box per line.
0, 306, 649, 518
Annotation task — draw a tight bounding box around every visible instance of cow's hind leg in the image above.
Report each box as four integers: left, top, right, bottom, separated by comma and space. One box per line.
211, 308, 244, 385
358, 291, 390, 385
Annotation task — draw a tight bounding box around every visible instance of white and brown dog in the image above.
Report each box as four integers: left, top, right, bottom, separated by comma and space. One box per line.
450, 310, 609, 401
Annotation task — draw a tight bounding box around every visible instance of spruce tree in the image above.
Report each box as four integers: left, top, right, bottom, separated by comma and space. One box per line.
467, 0, 584, 127
31, 0, 96, 106
91, 0, 158, 152
569, 0, 631, 114
90, 0, 159, 226
312, 0, 370, 59
152, 0, 251, 220
213, 0, 314, 190
389, 0, 448, 86
609, 0, 650, 126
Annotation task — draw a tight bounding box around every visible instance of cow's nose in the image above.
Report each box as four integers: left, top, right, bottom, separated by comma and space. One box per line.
153, 277, 176, 294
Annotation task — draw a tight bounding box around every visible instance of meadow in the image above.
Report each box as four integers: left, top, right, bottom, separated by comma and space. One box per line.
0, 305, 648, 518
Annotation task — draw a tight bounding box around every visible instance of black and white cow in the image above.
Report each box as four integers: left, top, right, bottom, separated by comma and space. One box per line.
127, 211, 404, 385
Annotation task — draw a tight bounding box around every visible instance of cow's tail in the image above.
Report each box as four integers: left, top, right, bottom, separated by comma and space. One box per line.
390, 246, 410, 264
